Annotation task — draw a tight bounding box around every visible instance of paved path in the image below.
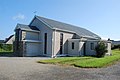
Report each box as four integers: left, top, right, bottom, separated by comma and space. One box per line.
0, 57, 120, 80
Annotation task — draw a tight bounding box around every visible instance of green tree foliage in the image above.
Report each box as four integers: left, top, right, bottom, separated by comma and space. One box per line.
112, 44, 120, 50
0, 43, 2, 49
95, 41, 108, 58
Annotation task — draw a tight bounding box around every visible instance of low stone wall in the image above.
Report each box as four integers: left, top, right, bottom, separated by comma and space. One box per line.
13, 41, 25, 57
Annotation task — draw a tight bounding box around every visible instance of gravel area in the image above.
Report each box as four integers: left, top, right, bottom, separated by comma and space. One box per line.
0, 57, 120, 80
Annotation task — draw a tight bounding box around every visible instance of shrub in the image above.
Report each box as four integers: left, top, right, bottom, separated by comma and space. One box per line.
95, 41, 107, 58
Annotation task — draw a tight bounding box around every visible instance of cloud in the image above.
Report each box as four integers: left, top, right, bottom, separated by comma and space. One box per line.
13, 13, 25, 20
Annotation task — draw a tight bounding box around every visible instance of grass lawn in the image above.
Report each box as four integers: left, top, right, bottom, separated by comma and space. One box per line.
38, 50, 120, 68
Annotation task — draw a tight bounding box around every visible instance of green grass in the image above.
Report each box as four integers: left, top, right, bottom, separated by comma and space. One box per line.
38, 50, 120, 68
0, 48, 13, 53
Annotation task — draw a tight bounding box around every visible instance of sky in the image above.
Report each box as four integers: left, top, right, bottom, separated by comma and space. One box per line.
0, 0, 120, 40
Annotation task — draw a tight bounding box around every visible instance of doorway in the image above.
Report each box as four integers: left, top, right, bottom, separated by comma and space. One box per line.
83, 43, 86, 56
44, 33, 47, 54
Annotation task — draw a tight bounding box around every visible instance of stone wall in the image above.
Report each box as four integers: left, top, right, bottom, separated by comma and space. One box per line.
13, 41, 25, 56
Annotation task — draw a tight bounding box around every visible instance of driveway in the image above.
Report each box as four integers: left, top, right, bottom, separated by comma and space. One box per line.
0, 57, 120, 80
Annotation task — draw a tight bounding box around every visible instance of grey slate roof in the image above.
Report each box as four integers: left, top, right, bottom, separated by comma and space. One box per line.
4, 35, 14, 43
36, 16, 101, 39
16, 24, 39, 31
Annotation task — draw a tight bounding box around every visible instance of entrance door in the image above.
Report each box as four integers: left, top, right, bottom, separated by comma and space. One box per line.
60, 46, 62, 54
83, 43, 86, 56
26, 43, 40, 56
44, 33, 47, 54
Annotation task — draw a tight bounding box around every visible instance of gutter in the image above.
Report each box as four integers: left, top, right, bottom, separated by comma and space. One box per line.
21, 29, 40, 33
22, 40, 42, 43
52, 28, 75, 34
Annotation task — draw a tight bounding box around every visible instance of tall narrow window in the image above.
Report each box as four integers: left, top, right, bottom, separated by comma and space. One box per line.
72, 42, 74, 49
91, 43, 94, 50
15, 29, 20, 50
44, 33, 47, 54
15, 29, 19, 42
60, 33, 63, 54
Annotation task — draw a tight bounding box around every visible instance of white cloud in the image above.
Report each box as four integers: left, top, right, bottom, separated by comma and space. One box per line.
13, 13, 25, 20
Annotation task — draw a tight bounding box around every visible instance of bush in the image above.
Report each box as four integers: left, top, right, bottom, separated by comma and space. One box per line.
95, 41, 107, 58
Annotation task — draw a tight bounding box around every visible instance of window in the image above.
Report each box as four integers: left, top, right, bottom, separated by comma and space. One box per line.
91, 43, 94, 50
72, 42, 74, 49
15, 29, 19, 41
44, 33, 47, 54
15, 29, 20, 50
60, 33, 63, 54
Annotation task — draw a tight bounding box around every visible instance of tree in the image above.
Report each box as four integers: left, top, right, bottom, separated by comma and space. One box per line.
95, 41, 108, 58
112, 44, 120, 50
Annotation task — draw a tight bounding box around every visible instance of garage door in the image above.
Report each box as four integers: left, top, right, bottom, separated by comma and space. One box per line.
26, 42, 40, 56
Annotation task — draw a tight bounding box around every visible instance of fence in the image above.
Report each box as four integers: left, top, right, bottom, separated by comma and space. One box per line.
0, 43, 13, 52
